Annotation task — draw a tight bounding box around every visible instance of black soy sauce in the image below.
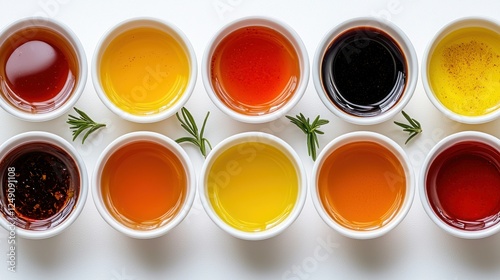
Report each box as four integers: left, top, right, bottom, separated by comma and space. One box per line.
321, 27, 407, 117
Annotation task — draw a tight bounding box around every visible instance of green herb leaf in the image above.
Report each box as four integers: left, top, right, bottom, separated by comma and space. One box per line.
67, 107, 106, 144
394, 110, 422, 144
175, 107, 212, 158
286, 113, 329, 161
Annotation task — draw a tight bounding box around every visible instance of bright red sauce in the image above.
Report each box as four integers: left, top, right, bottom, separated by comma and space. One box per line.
5, 40, 71, 102
426, 141, 500, 230
210, 26, 300, 115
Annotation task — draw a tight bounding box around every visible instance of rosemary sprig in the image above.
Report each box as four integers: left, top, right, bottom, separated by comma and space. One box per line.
67, 107, 106, 144
394, 110, 422, 144
286, 113, 329, 161
175, 107, 212, 158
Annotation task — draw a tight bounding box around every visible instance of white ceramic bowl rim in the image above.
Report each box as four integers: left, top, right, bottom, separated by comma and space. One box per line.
421, 17, 500, 124
312, 17, 418, 125
199, 131, 307, 240
92, 131, 196, 239
0, 17, 88, 122
419, 131, 500, 239
0, 131, 88, 239
311, 131, 415, 239
92, 17, 197, 123
201, 16, 310, 124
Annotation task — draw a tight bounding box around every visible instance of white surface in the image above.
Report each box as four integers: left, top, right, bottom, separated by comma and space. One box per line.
0, 0, 499, 279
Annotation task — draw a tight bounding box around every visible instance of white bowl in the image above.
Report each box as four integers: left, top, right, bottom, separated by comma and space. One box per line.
0, 17, 87, 122
421, 17, 500, 124
202, 16, 309, 124
92, 131, 196, 239
311, 131, 415, 239
199, 132, 307, 240
92, 18, 197, 123
419, 131, 500, 239
313, 17, 418, 125
0, 131, 88, 239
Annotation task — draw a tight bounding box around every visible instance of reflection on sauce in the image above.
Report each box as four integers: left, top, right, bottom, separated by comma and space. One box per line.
5, 40, 72, 103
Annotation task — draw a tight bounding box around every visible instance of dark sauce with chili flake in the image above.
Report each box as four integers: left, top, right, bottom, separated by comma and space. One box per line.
1, 143, 80, 223
321, 27, 407, 117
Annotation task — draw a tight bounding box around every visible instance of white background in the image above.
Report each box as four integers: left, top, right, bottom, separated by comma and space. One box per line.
1, 0, 500, 279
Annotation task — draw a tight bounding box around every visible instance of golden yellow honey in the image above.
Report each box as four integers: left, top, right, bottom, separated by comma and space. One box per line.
100, 27, 190, 115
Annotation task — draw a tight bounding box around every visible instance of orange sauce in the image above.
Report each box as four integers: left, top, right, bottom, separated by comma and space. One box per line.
318, 141, 406, 230
101, 141, 186, 229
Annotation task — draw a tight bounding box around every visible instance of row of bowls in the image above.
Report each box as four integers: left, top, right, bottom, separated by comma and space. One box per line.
0, 129, 498, 241
0, 16, 498, 241
0, 16, 498, 124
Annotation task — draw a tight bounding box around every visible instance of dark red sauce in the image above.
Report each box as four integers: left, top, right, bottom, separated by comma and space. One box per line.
5, 40, 71, 103
426, 141, 500, 230
0, 27, 77, 113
